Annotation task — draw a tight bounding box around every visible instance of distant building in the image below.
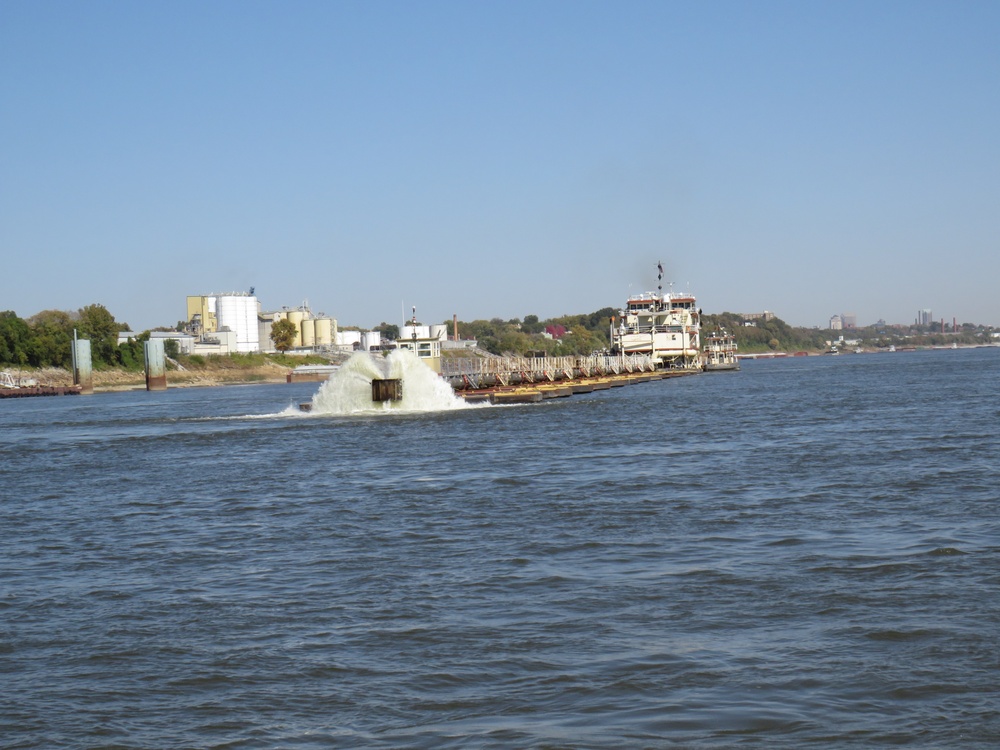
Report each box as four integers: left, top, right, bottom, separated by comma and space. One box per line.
742, 311, 776, 323
917, 308, 933, 326
116, 331, 196, 354
829, 315, 843, 330
842, 312, 857, 329
259, 306, 337, 353
186, 293, 260, 352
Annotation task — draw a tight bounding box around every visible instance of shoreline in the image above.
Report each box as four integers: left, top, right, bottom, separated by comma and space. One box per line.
6, 365, 294, 393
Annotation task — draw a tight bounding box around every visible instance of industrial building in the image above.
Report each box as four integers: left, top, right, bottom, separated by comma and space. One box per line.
182, 293, 458, 363
186, 293, 260, 353
258, 306, 338, 352
185, 293, 343, 355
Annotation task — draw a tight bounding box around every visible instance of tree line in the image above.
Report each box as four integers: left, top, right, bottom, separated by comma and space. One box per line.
446, 308, 618, 356
0, 305, 160, 370
7, 301, 990, 369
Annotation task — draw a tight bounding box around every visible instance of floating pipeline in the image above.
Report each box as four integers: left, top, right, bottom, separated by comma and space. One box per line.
440, 352, 665, 391
0, 385, 83, 399
296, 351, 702, 413
456, 369, 698, 404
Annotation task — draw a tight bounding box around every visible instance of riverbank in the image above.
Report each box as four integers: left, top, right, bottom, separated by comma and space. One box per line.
8, 363, 294, 392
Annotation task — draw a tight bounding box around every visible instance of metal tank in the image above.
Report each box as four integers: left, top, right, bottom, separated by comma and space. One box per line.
314, 318, 333, 346
286, 310, 304, 347
301, 318, 315, 348
361, 331, 382, 351
402, 325, 431, 340
338, 330, 361, 348
429, 324, 448, 341
216, 295, 260, 352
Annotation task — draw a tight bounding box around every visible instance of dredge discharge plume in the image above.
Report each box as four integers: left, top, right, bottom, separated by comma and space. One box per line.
309, 350, 470, 414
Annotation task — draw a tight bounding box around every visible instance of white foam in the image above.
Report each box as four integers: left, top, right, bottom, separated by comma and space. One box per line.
309, 350, 475, 415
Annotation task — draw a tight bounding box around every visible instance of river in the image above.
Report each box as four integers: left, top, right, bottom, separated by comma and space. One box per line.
2, 348, 998, 748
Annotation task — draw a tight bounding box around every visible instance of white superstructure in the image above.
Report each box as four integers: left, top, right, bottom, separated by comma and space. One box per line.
611, 265, 701, 369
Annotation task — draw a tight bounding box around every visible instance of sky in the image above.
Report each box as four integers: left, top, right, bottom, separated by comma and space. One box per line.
2, 0, 998, 331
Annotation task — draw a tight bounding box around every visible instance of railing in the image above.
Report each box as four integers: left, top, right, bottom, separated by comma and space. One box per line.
440, 353, 657, 381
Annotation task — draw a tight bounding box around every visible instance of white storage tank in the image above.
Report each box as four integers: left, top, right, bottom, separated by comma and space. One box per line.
402, 325, 431, 340
430, 324, 448, 341
338, 330, 362, 348
215, 294, 260, 353
361, 331, 382, 351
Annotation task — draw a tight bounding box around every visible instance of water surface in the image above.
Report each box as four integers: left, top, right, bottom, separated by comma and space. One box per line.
2, 348, 998, 747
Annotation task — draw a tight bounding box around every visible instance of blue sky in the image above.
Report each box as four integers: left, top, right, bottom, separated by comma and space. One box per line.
2, 0, 998, 331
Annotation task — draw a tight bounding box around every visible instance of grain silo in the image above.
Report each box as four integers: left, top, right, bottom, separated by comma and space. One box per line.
301, 318, 316, 348
286, 310, 305, 347
314, 318, 333, 346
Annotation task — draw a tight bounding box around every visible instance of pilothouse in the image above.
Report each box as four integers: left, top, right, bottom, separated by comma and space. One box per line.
611, 262, 701, 370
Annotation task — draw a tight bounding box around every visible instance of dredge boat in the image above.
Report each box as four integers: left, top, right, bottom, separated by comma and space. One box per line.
702, 330, 740, 371
610, 263, 701, 370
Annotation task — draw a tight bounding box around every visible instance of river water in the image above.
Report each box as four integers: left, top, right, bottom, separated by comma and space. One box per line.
2, 348, 998, 748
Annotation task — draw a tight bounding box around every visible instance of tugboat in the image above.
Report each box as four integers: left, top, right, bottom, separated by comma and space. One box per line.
610, 262, 701, 370
702, 329, 740, 371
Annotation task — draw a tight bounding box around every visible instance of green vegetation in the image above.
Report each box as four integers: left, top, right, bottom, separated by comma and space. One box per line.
0, 305, 139, 369
373, 321, 400, 340
171, 351, 329, 371
450, 307, 617, 356
4, 302, 996, 375
1, 305, 336, 374
702, 313, 829, 353
702, 312, 997, 353
270, 318, 299, 352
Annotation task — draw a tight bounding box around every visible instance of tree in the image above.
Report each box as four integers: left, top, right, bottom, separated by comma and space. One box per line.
271, 318, 299, 352
374, 322, 400, 340
0, 311, 32, 365
78, 303, 125, 366
522, 314, 543, 334
27, 310, 75, 367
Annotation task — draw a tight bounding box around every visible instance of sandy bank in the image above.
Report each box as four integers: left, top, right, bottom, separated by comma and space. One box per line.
16, 364, 293, 392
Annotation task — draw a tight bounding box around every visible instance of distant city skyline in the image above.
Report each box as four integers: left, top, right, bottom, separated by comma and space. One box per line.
2, 2, 998, 331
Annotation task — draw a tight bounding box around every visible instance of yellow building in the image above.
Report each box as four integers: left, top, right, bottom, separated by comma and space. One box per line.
186, 296, 217, 336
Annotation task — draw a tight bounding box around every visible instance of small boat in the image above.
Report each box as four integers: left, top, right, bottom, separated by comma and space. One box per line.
702, 330, 740, 371
826, 346, 840, 355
